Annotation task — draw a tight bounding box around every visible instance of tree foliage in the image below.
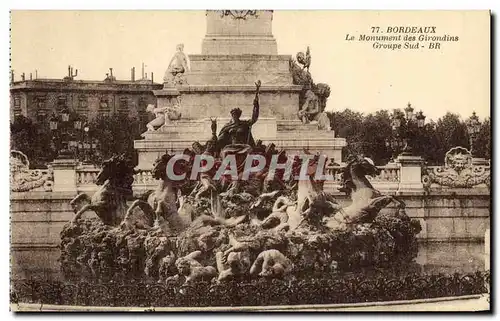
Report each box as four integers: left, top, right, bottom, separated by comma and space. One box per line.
329, 109, 490, 165
434, 112, 469, 161
10, 114, 145, 168
88, 114, 143, 165
10, 116, 55, 168
474, 117, 491, 159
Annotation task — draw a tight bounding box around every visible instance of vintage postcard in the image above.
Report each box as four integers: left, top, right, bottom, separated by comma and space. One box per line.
9, 10, 491, 312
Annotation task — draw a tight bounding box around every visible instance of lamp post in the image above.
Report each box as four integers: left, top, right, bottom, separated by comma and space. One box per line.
57, 107, 72, 158
416, 110, 426, 128
61, 107, 70, 123
465, 111, 481, 157
404, 102, 414, 120
49, 113, 59, 158
73, 115, 83, 161
389, 103, 426, 157
83, 123, 91, 164
49, 113, 58, 131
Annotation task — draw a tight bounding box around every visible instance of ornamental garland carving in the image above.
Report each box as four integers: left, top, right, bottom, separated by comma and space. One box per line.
217, 10, 259, 20
421, 146, 490, 189
10, 150, 53, 192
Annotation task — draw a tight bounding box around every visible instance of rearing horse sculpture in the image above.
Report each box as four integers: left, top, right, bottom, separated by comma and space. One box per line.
324, 155, 405, 229
70, 154, 136, 226
126, 151, 191, 233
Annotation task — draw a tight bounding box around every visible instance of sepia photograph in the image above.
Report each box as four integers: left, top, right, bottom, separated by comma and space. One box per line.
9, 9, 491, 312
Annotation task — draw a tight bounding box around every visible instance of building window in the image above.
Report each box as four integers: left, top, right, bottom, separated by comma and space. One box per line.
57, 95, 67, 109
13, 96, 21, 116
120, 97, 128, 108
118, 97, 129, 115
36, 109, 47, 123
99, 97, 111, 116
78, 95, 88, 109
137, 97, 149, 123
139, 96, 147, 109
99, 97, 109, 109
36, 96, 46, 109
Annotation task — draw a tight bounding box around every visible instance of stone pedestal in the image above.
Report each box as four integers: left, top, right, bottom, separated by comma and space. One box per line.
51, 159, 77, 193
274, 120, 346, 163
396, 155, 424, 192
135, 118, 346, 169
153, 88, 181, 109
202, 10, 277, 55
180, 10, 301, 120
187, 55, 293, 86
175, 84, 302, 120
134, 9, 346, 168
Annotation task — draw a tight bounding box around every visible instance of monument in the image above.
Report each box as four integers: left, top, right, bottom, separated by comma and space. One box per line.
134, 10, 346, 169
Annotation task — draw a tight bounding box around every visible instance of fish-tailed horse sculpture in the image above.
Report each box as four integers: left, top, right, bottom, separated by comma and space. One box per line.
126, 150, 192, 233
284, 152, 405, 231
70, 154, 136, 226
287, 150, 341, 229
324, 155, 405, 229
126, 150, 247, 235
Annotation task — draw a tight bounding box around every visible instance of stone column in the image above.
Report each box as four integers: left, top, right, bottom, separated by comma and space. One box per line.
203, 10, 278, 55
51, 158, 78, 192
396, 155, 424, 192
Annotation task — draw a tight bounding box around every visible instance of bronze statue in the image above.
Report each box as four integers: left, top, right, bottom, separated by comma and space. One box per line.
289, 47, 331, 130
70, 154, 136, 226
296, 46, 311, 72
216, 80, 261, 155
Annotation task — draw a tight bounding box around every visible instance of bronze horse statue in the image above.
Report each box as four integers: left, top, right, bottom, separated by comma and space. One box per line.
70, 154, 136, 226
126, 151, 191, 233
126, 150, 248, 234
324, 155, 405, 229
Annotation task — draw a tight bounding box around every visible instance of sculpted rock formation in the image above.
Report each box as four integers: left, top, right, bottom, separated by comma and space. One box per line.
60, 140, 421, 283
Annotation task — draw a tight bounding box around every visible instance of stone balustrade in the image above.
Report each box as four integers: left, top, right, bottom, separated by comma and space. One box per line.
11, 155, 491, 247
324, 163, 401, 192
71, 159, 490, 195
75, 165, 100, 193
75, 166, 159, 193
73, 163, 403, 193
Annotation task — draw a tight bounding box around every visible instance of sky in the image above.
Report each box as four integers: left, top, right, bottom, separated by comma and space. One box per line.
10, 10, 490, 122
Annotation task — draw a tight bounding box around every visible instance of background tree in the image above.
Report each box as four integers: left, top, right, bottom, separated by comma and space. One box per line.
11, 116, 54, 168
474, 117, 491, 159
411, 121, 442, 165
329, 109, 487, 166
358, 110, 392, 165
89, 114, 142, 165
327, 109, 363, 163
434, 112, 469, 161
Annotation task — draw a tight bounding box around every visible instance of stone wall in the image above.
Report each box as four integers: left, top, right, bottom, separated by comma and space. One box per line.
11, 192, 76, 248
10, 188, 490, 250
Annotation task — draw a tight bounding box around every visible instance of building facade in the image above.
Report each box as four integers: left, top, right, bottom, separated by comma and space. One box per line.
10, 75, 162, 124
